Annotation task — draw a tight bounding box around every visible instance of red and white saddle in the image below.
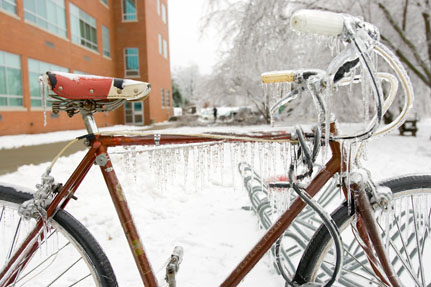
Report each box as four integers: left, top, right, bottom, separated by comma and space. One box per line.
45, 71, 151, 101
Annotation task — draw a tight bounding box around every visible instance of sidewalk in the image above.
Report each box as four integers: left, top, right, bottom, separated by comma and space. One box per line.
0, 140, 86, 175
0, 123, 174, 175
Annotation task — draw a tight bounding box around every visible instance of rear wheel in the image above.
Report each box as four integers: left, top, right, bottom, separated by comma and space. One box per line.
293, 175, 431, 287
0, 184, 117, 286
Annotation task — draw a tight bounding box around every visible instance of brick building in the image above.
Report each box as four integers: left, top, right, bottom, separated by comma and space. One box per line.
0, 0, 172, 135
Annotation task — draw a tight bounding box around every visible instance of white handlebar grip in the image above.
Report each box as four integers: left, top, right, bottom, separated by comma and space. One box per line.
291, 9, 344, 36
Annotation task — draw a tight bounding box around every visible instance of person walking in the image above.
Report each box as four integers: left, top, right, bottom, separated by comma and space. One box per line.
213, 106, 218, 122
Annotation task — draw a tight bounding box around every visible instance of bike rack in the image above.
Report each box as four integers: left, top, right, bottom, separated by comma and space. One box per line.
238, 162, 340, 282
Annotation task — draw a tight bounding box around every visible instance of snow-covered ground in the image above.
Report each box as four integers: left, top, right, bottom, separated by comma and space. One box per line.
0, 119, 430, 286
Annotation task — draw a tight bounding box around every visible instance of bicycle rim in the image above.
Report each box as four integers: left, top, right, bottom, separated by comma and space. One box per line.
294, 175, 431, 287
0, 185, 117, 287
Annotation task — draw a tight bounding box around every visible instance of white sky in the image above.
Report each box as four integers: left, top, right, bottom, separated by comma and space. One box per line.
168, 1, 218, 75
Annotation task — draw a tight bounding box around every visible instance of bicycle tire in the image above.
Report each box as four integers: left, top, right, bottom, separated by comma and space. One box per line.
0, 184, 118, 287
293, 174, 431, 287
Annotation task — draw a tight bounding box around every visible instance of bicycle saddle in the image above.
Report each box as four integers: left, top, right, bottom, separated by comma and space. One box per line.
45, 71, 151, 102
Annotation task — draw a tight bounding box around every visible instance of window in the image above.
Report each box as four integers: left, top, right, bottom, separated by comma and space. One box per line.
24, 0, 66, 38
0, 51, 22, 107
163, 39, 168, 59
161, 3, 166, 23
70, 3, 98, 51
100, 0, 108, 6
157, 0, 160, 15
158, 34, 162, 55
161, 88, 164, 107
124, 48, 139, 77
102, 25, 110, 57
125, 101, 143, 124
28, 58, 67, 107
1, 0, 17, 15
122, 0, 137, 21
166, 90, 170, 107
74, 70, 88, 75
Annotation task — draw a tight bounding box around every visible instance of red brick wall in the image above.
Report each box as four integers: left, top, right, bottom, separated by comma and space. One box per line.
0, 0, 172, 135
144, 0, 172, 123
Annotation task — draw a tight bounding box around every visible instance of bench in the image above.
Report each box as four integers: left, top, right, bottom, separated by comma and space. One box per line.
399, 119, 418, 136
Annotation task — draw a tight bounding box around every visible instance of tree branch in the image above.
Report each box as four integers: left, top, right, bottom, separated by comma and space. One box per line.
378, 2, 431, 82
381, 34, 431, 86
423, 10, 431, 71
402, 0, 409, 31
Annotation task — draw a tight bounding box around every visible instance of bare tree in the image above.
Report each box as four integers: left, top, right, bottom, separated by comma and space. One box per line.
171, 65, 202, 106
201, 0, 430, 123
374, 0, 430, 89
202, 0, 334, 122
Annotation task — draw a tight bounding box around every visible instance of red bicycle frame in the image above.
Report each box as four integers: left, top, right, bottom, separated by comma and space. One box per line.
1, 128, 343, 287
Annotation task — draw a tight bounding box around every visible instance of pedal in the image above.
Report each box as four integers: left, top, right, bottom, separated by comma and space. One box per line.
165, 246, 184, 287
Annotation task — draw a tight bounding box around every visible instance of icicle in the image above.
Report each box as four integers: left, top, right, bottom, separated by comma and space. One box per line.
322, 93, 331, 164
199, 146, 205, 191
183, 147, 190, 188
327, 36, 337, 56
290, 143, 296, 183
335, 37, 341, 54
344, 142, 352, 214
264, 142, 270, 187
131, 146, 138, 183
220, 143, 225, 184
193, 146, 198, 193
258, 143, 264, 192
269, 186, 276, 221
272, 143, 278, 177
173, 148, 180, 182
39, 76, 48, 127
208, 145, 213, 180
251, 142, 258, 184
361, 62, 371, 129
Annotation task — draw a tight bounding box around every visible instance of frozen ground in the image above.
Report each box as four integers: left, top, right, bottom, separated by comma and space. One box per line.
0, 119, 430, 286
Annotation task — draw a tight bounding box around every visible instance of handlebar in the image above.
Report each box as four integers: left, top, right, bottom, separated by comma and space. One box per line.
290, 9, 344, 36
263, 9, 413, 142
291, 9, 380, 41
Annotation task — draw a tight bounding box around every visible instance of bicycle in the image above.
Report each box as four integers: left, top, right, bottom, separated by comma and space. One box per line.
0, 8, 429, 287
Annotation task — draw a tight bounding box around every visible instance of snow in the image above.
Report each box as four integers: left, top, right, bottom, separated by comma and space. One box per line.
0, 119, 430, 286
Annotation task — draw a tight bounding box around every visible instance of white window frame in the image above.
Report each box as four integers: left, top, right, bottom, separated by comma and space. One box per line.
102, 25, 111, 58
165, 89, 170, 107
158, 34, 162, 55
124, 48, 140, 77
161, 88, 165, 107
157, 0, 160, 15
124, 101, 144, 125
161, 3, 166, 23
163, 39, 168, 59
0, 50, 23, 108
0, 0, 17, 16
70, 3, 98, 51
122, 0, 137, 22
24, 0, 67, 38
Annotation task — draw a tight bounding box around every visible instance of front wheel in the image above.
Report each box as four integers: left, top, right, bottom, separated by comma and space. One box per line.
0, 184, 117, 286
293, 174, 431, 287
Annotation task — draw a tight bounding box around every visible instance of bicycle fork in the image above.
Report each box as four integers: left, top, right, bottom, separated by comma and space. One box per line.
350, 173, 403, 287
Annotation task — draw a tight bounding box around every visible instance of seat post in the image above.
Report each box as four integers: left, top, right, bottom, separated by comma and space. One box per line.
81, 112, 99, 134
